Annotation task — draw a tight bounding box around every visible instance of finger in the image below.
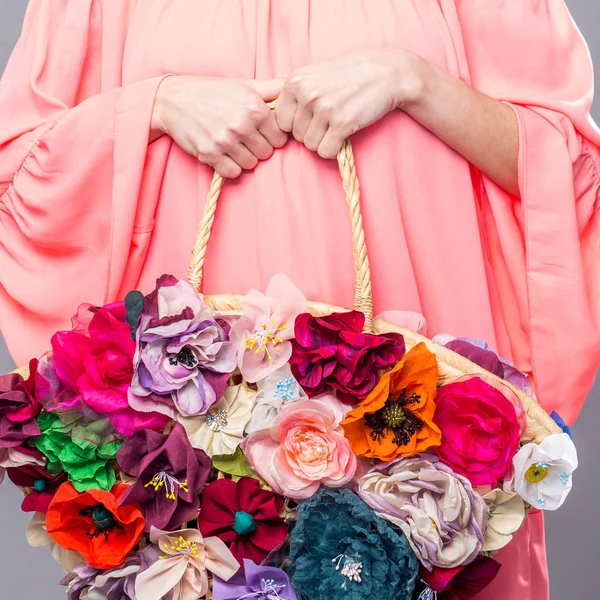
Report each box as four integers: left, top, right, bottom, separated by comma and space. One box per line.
227, 142, 260, 171
259, 111, 289, 148
318, 127, 345, 159
247, 78, 286, 102
303, 116, 329, 152
212, 155, 243, 179
242, 130, 275, 161
274, 87, 298, 133
292, 107, 313, 143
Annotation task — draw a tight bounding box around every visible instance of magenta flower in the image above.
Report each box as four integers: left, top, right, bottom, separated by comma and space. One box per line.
7, 461, 67, 513
36, 303, 168, 437
128, 275, 236, 417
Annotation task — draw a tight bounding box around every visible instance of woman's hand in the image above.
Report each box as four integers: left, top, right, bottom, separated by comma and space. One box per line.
151, 75, 288, 178
275, 50, 422, 158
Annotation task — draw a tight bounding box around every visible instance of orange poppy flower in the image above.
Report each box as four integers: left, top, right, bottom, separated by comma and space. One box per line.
46, 482, 144, 569
341, 342, 441, 461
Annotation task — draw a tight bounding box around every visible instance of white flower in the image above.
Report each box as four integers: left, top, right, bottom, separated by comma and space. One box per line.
512, 433, 578, 511
178, 384, 253, 456
246, 364, 307, 434
26, 512, 85, 573
477, 485, 526, 552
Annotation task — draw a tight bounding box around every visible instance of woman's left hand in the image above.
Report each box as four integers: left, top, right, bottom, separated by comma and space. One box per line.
275, 50, 421, 158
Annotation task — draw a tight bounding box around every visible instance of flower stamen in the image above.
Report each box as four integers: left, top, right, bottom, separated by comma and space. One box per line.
273, 376, 296, 401
159, 535, 200, 560
167, 346, 198, 369
333, 554, 363, 585
206, 407, 228, 432
144, 471, 189, 500
79, 504, 122, 541
246, 321, 287, 360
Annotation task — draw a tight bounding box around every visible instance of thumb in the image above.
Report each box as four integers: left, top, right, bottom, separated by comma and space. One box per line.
247, 78, 286, 102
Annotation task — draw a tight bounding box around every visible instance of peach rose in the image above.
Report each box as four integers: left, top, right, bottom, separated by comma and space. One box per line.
241, 397, 357, 500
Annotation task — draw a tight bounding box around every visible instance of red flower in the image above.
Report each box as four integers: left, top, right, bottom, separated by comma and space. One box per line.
46, 482, 145, 569
198, 477, 288, 566
290, 311, 405, 405
6, 460, 67, 513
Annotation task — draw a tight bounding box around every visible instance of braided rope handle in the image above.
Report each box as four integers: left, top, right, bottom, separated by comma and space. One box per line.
187, 137, 374, 331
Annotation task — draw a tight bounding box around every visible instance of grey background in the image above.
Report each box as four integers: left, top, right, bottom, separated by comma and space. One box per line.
0, 1, 598, 598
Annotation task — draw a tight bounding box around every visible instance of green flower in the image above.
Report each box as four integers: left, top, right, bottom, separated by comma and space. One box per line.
32, 411, 122, 492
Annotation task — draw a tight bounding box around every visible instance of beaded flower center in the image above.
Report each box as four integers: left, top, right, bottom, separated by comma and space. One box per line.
206, 407, 229, 432
145, 471, 189, 500
167, 346, 198, 369
364, 388, 424, 446
246, 321, 287, 360
79, 503, 122, 541
525, 461, 549, 483
273, 376, 296, 401
159, 535, 200, 560
333, 554, 363, 586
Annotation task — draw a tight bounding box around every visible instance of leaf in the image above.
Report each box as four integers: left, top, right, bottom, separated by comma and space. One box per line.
212, 447, 264, 484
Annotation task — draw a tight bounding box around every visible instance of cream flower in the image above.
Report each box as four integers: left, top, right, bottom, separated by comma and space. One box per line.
512, 433, 578, 511
178, 384, 253, 456
26, 512, 85, 573
357, 454, 487, 569
477, 485, 526, 552
246, 364, 307, 434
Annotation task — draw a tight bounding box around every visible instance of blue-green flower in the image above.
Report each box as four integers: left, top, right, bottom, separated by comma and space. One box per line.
288, 488, 418, 600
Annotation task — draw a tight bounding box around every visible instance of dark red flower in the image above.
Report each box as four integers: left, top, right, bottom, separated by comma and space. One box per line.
6, 456, 67, 513
198, 476, 288, 566
290, 311, 406, 405
0, 359, 41, 447
418, 556, 502, 599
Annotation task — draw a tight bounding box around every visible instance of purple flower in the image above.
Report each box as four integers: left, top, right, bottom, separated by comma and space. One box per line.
128, 275, 237, 417
213, 559, 299, 600
116, 422, 211, 531
62, 546, 165, 600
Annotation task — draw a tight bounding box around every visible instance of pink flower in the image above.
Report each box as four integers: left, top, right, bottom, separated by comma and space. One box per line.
230, 275, 307, 384
434, 376, 524, 487
242, 397, 357, 500
37, 303, 168, 437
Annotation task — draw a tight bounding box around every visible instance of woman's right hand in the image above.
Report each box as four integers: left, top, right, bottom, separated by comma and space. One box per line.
150, 75, 288, 178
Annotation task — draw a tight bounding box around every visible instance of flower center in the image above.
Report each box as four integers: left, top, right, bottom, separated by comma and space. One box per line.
33, 479, 47, 492
364, 388, 424, 446
80, 503, 122, 541
206, 407, 228, 432
159, 535, 200, 560
167, 346, 198, 369
236, 578, 287, 599
273, 376, 296, 401
525, 461, 549, 483
145, 471, 189, 500
333, 554, 363, 585
246, 321, 287, 360
233, 511, 256, 536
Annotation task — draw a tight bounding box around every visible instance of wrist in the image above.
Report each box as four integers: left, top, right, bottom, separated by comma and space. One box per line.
391, 51, 432, 112
150, 75, 175, 142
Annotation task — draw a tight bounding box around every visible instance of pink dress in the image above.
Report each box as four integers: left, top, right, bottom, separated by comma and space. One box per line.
1, 1, 599, 598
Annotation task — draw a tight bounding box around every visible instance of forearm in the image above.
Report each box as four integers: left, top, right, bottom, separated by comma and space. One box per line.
400, 54, 519, 196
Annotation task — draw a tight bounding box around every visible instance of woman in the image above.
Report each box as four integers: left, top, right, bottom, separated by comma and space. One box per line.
0, 1, 599, 597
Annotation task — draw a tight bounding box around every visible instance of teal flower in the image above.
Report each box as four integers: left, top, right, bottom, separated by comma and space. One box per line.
288, 488, 418, 600
32, 411, 122, 491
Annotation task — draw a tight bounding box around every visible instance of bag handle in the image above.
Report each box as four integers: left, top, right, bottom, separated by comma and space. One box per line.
188, 136, 374, 331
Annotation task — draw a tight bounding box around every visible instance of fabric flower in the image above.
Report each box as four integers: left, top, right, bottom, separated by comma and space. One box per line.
290, 310, 406, 405
36, 302, 168, 437
433, 334, 535, 397
0, 444, 45, 484
242, 397, 357, 500
512, 433, 578, 510
213, 559, 299, 600
26, 512, 85, 573
288, 488, 418, 600
357, 454, 487, 569
230, 274, 307, 383
246, 364, 307, 434
434, 376, 523, 487
135, 527, 240, 600
341, 343, 441, 461
32, 411, 122, 492
61, 546, 166, 600
198, 477, 288, 566
476, 485, 526, 552
0, 359, 41, 446
128, 275, 237, 418
417, 556, 502, 600
178, 384, 253, 457
7, 462, 67, 513
46, 482, 145, 569
117, 422, 211, 531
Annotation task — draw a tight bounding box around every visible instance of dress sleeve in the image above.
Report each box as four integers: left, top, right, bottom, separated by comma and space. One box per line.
0, 0, 169, 365
453, 0, 600, 424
